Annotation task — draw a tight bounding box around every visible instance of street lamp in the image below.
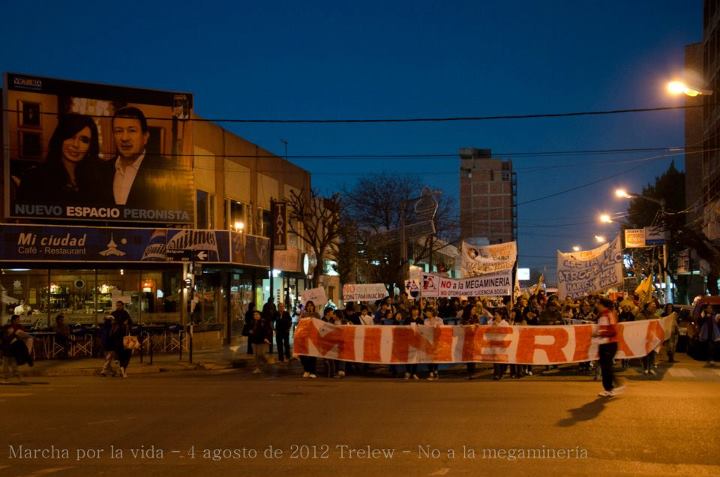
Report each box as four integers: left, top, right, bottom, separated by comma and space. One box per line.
666, 80, 713, 97
599, 213, 613, 224
572, 245, 581, 252
615, 188, 632, 199
614, 189, 671, 303
594, 235, 606, 244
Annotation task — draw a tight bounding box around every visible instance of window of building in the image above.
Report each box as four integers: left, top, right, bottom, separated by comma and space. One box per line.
228, 200, 247, 232
255, 208, 271, 238
197, 190, 209, 229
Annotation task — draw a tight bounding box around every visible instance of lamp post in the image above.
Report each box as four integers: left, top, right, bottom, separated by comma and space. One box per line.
614, 188, 671, 303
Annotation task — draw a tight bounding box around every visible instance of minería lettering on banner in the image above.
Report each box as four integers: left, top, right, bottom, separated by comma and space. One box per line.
294, 317, 673, 365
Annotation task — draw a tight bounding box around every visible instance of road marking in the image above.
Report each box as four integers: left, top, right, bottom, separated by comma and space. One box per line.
429, 469, 450, 476
667, 368, 693, 377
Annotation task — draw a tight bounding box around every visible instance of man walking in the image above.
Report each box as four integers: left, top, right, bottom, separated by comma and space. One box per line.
595, 298, 624, 397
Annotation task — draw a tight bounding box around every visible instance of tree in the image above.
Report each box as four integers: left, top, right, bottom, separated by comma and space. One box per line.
622, 161, 720, 297
341, 174, 459, 290
286, 189, 342, 287
622, 162, 685, 283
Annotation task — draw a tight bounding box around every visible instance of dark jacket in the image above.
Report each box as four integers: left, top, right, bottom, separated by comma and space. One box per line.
275, 311, 293, 335
249, 318, 273, 345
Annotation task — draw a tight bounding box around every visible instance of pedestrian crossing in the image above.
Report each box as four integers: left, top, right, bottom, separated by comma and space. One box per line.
664, 366, 720, 380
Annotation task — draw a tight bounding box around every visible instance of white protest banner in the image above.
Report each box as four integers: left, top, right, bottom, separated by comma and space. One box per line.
301, 287, 328, 307
342, 283, 388, 302
294, 316, 673, 365
423, 272, 513, 297
404, 279, 421, 299
461, 241, 517, 277
422, 273, 440, 297
557, 235, 624, 300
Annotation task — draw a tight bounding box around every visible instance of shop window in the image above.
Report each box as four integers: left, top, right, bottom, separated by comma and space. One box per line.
1, 268, 49, 328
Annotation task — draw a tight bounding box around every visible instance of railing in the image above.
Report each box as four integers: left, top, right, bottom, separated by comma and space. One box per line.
28, 324, 190, 362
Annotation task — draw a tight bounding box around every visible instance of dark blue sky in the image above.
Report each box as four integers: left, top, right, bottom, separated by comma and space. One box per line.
0, 0, 703, 280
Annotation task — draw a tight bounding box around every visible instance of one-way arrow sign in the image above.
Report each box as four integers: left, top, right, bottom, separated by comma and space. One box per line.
195, 251, 208, 261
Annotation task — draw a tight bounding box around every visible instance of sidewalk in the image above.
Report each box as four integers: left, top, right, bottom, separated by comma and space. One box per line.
21, 345, 256, 377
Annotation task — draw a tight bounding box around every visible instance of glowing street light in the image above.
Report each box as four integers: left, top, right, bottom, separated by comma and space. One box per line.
599, 213, 613, 224
572, 245, 581, 252
666, 80, 712, 97
615, 188, 632, 199
594, 235, 607, 244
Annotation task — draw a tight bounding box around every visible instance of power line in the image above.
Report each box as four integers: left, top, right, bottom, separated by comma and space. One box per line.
4, 104, 700, 124
1, 144, 686, 160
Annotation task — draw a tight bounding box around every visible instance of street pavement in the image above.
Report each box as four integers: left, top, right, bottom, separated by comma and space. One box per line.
0, 355, 719, 477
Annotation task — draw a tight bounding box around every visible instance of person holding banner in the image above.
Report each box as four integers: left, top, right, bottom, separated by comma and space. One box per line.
424, 307, 444, 381
461, 307, 480, 379
595, 298, 624, 397
299, 301, 321, 379
491, 309, 511, 380
322, 308, 346, 378
404, 307, 423, 380
358, 306, 374, 326
638, 301, 660, 376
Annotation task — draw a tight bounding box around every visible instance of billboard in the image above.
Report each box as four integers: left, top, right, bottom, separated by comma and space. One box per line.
0, 223, 270, 267
3, 72, 194, 224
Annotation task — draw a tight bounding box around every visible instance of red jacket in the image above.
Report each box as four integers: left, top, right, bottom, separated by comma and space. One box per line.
597, 309, 618, 344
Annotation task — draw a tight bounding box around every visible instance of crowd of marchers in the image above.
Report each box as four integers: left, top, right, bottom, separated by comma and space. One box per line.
244, 290, 702, 383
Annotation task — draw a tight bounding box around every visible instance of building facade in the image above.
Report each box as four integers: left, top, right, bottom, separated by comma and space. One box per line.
701, 0, 720, 240
0, 72, 317, 344
459, 147, 516, 245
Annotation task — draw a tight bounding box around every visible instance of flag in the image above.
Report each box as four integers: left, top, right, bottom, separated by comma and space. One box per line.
635, 275, 654, 304
533, 274, 545, 296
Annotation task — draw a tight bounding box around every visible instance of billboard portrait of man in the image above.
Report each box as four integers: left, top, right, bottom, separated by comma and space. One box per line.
3, 72, 195, 225
92, 106, 191, 214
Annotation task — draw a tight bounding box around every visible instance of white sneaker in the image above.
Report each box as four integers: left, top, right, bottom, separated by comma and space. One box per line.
598, 390, 612, 397
404, 372, 411, 380
302, 372, 310, 378
338, 370, 346, 378
648, 369, 656, 376
613, 385, 625, 395
426, 375, 436, 381
309, 373, 317, 379
252, 368, 261, 374
412, 374, 420, 380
